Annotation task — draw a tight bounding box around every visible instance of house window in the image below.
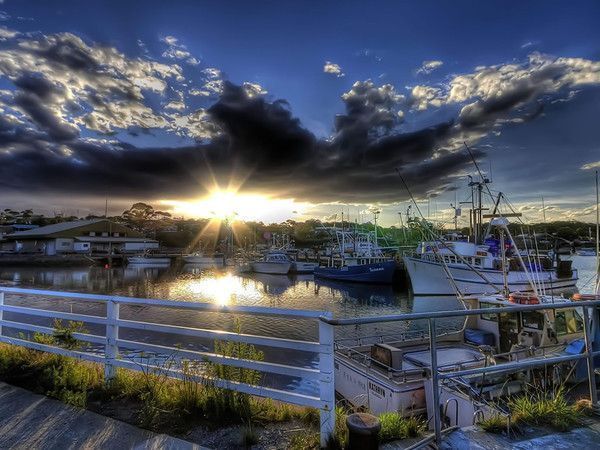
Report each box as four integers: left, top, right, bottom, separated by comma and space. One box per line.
113, 232, 120, 237
101, 232, 108, 237
60, 241, 70, 247
89, 232, 96, 236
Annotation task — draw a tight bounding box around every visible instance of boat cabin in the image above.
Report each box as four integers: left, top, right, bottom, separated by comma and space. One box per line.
462, 295, 584, 355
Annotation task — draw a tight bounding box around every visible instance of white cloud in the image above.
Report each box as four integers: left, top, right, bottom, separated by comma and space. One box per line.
0, 26, 18, 40
416, 60, 443, 75
189, 88, 210, 97
242, 82, 267, 98
581, 160, 600, 170
165, 101, 186, 111
410, 53, 600, 111
324, 61, 344, 77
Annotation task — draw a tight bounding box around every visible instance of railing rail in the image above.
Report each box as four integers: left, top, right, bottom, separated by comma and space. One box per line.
0, 286, 335, 447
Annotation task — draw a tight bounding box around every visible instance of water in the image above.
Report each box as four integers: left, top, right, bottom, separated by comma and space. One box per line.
0, 256, 595, 395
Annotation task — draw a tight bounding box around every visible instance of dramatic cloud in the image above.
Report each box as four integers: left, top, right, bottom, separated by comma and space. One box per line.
323, 61, 344, 77
161, 35, 199, 66
416, 60, 443, 75
1, 28, 600, 210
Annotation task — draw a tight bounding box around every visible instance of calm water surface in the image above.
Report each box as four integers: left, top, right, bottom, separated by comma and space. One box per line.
0, 256, 595, 395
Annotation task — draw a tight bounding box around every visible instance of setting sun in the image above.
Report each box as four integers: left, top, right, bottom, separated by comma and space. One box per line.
161, 189, 310, 222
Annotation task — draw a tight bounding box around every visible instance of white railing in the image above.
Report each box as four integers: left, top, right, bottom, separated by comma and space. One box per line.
0, 286, 335, 447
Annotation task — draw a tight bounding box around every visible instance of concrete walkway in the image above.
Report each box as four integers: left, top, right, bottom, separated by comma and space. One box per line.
0, 382, 207, 450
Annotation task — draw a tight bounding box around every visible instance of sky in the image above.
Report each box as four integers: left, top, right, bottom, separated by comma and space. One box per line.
0, 0, 599, 226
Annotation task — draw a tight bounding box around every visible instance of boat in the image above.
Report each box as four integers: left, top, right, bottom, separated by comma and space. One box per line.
404, 177, 578, 295
576, 247, 597, 256
290, 261, 318, 274
314, 225, 396, 284
251, 251, 292, 275
182, 252, 225, 266
334, 293, 587, 426
404, 238, 578, 295
314, 260, 396, 283
127, 254, 170, 265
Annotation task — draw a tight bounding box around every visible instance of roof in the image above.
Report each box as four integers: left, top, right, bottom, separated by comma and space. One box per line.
7, 219, 107, 238
74, 236, 158, 243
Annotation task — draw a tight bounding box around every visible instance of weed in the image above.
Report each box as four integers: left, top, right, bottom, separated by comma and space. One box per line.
379, 412, 426, 442
477, 414, 508, 434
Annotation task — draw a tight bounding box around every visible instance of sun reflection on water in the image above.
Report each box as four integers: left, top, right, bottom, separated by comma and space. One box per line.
185, 273, 261, 306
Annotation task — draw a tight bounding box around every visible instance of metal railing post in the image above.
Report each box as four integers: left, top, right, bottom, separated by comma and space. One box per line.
0, 290, 4, 337
319, 315, 335, 448
104, 298, 119, 382
583, 305, 597, 405
429, 318, 442, 446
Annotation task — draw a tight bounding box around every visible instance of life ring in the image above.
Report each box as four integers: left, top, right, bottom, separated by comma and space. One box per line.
508, 292, 540, 305
572, 293, 600, 301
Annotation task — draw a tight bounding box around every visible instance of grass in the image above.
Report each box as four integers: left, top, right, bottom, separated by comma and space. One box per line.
378, 412, 427, 442
477, 414, 508, 434
508, 386, 583, 431
477, 386, 587, 434
0, 320, 319, 438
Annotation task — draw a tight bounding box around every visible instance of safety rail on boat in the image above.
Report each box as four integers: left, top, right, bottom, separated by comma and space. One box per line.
333, 325, 461, 347
0, 286, 336, 447
334, 342, 427, 383
320, 299, 600, 447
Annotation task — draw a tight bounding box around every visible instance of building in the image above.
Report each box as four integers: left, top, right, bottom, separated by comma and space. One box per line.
1, 219, 158, 255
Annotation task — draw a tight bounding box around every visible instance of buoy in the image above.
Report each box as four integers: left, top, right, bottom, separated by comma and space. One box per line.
573, 293, 600, 301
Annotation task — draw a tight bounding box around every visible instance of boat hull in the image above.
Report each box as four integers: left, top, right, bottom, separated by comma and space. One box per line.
314, 261, 396, 284
251, 261, 291, 275
290, 262, 318, 274
127, 257, 171, 265
334, 355, 425, 415
403, 256, 578, 295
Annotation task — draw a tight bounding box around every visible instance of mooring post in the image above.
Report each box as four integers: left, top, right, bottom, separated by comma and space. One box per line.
105, 298, 119, 382
583, 305, 598, 405
429, 318, 442, 446
319, 315, 335, 448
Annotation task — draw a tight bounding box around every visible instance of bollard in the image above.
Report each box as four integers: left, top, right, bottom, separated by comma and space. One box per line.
346, 412, 381, 450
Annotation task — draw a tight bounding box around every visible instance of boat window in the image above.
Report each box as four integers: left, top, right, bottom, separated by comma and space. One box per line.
521, 311, 544, 330
554, 310, 584, 335
480, 302, 498, 322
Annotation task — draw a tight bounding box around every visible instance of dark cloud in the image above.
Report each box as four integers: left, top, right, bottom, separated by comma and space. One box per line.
0, 80, 478, 204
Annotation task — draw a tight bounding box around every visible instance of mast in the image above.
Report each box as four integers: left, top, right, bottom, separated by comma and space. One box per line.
596, 170, 600, 294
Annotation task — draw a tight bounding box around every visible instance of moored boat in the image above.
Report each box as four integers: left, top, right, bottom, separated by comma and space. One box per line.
127, 255, 170, 265
182, 252, 225, 266
314, 260, 396, 284
251, 251, 292, 275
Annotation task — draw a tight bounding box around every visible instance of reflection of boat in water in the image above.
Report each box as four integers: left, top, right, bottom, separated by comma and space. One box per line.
315, 278, 397, 306
182, 263, 224, 274
126, 262, 170, 271
252, 251, 292, 275
248, 272, 294, 295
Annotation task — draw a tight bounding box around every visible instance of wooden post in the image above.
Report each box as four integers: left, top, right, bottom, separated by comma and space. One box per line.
319, 316, 335, 448
105, 299, 119, 382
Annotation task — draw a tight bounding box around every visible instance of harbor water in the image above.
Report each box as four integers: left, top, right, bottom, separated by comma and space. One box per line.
0, 255, 596, 396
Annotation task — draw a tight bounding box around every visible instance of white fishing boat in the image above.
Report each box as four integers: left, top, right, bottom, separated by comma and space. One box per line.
404, 238, 578, 295
251, 251, 292, 275
334, 293, 586, 426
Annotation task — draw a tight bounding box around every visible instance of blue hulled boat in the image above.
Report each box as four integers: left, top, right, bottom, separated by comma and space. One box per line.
314, 260, 396, 284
